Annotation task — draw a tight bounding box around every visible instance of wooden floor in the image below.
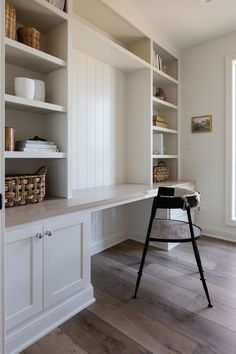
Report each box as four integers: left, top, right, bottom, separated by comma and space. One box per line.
22, 237, 236, 354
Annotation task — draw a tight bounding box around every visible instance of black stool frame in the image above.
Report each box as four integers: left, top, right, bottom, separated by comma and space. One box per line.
133, 187, 213, 308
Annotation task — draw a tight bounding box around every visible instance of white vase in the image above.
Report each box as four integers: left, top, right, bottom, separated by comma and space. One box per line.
34, 80, 45, 101
14, 77, 35, 100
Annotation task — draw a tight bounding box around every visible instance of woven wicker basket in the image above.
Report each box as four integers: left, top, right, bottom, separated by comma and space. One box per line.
5, 2, 16, 40
153, 161, 169, 183
5, 166, 46, 208
18, 26, 40, 49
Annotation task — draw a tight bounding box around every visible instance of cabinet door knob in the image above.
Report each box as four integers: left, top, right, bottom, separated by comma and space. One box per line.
36, 233, 43, 239
45, 230, 53, 236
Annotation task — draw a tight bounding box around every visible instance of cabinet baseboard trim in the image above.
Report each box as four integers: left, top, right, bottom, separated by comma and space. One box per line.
90, 232, 128, 255
6, 285, 94, 354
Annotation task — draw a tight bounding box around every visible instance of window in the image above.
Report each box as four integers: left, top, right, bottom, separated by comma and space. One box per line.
226, 55, 236, 225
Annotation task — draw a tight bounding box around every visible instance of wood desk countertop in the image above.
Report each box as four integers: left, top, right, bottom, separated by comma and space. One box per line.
5, 181, 194, 228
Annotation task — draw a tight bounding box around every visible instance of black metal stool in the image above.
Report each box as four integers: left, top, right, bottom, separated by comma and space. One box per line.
133, 187, 213, 308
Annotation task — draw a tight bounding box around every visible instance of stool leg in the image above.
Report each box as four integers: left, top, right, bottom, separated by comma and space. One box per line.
186, 207, 213, 308
133, 205, 156, 299
133, 235, 150, 298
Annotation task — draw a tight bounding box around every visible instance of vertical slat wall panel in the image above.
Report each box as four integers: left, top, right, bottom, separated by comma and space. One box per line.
72, 50, 127, 190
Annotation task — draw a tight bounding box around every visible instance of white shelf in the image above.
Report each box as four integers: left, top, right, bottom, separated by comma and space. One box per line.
152, 67, 178, 86
5, 94, 66, 114
5, 151, 66, 159
10, 0, 68, 34
152, 154, 178, 159
73, 16, 150, 73
152, 126, 177, 134
152, 97, 178, 111
5, 38, 66, 74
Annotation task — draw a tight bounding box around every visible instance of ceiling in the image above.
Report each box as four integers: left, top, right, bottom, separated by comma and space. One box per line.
125, 0, 236, 48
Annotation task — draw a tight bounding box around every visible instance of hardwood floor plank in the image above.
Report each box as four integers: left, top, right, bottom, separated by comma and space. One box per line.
89, 292, 199, 354
21, 328, 88, 354
21, 238, 236, 354
60, 308, 152, 354
91, 250, 236, 354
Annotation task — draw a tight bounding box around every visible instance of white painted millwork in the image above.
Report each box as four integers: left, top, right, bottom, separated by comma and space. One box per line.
5, 225, 43, 330
44, 213, 91, 308
5, 38, 66, 74
72, 49, 127, 189
5, 211, 94, 354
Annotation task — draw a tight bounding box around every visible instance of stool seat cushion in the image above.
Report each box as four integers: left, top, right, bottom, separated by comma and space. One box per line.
150, 218, 202, 243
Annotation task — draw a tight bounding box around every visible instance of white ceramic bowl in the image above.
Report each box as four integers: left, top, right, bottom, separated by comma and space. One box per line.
14, 77, 35, 100
34, 80, 45, 101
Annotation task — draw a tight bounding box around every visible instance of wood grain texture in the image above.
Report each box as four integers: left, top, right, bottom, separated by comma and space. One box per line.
22, 237, 236, 354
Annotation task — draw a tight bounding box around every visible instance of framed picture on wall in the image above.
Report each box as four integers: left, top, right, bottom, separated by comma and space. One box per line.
192, 115, 212, 133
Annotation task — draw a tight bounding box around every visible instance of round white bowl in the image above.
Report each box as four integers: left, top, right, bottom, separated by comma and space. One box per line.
14, 77, 35, 100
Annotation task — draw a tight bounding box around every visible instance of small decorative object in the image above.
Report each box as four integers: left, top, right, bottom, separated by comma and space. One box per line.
17, 26, 40, 49
47, 0, 66, 10
14, 77, 35, 100
5, 166, 47, 208
5, 127, 16, 151
34, 80, 45, 101
192, 115, 212, 133
5, 1, 16, 40
153, 161, 169, 182
155, 87, 167, 101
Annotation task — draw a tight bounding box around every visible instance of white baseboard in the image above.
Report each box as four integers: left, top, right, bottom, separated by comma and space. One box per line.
128, 234, 179, 251
90, 232, 128, 255
6, 286, 95, 354
200, 225, 236, 243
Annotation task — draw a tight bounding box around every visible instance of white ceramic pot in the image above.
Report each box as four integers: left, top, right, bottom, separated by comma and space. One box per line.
34, 80, 45, 101
14, 77, 35, 100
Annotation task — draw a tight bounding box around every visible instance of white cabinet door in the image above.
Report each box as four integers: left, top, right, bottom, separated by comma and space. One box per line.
43, 213, 90, 308
5, 224, 43, 330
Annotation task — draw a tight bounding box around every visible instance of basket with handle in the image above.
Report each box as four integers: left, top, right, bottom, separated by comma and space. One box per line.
5, 166, 47, 207
17, 26, 40, 49
153, 161, 169, 182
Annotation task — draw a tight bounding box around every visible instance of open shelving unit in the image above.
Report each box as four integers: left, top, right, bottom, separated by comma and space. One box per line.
72, 0, 180, 187
4, 0, 70, 198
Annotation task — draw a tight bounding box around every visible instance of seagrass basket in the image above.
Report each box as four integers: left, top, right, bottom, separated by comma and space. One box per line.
5, 2, 16, 40
153, 161, 169, 183
5, 166, 46, 208
17, 26, 40, 49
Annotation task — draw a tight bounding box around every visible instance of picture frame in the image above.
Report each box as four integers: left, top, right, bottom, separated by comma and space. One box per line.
191, 115, 212, 133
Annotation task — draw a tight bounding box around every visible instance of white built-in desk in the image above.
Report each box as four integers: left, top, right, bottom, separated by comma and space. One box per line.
5, 181, 194, 228
5, 180, 195, 354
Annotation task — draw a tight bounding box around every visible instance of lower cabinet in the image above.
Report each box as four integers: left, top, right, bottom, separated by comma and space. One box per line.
5, 211, 91, 332
5, 224, 43, 330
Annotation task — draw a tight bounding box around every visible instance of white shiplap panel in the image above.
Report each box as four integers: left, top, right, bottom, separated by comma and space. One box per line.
95, 60, 104, 186
72, 50, 127, 190
77, 52, 88, 189
87, 56, 96, 188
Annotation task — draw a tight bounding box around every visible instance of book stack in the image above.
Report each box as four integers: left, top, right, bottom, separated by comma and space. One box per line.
16, 140, 59, 152
153, 115, 169, 129
152, 50, 163, 71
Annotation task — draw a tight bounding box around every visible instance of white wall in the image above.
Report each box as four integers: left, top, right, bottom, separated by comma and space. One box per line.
72, 49, 127, 190
180, 31, 236, 242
